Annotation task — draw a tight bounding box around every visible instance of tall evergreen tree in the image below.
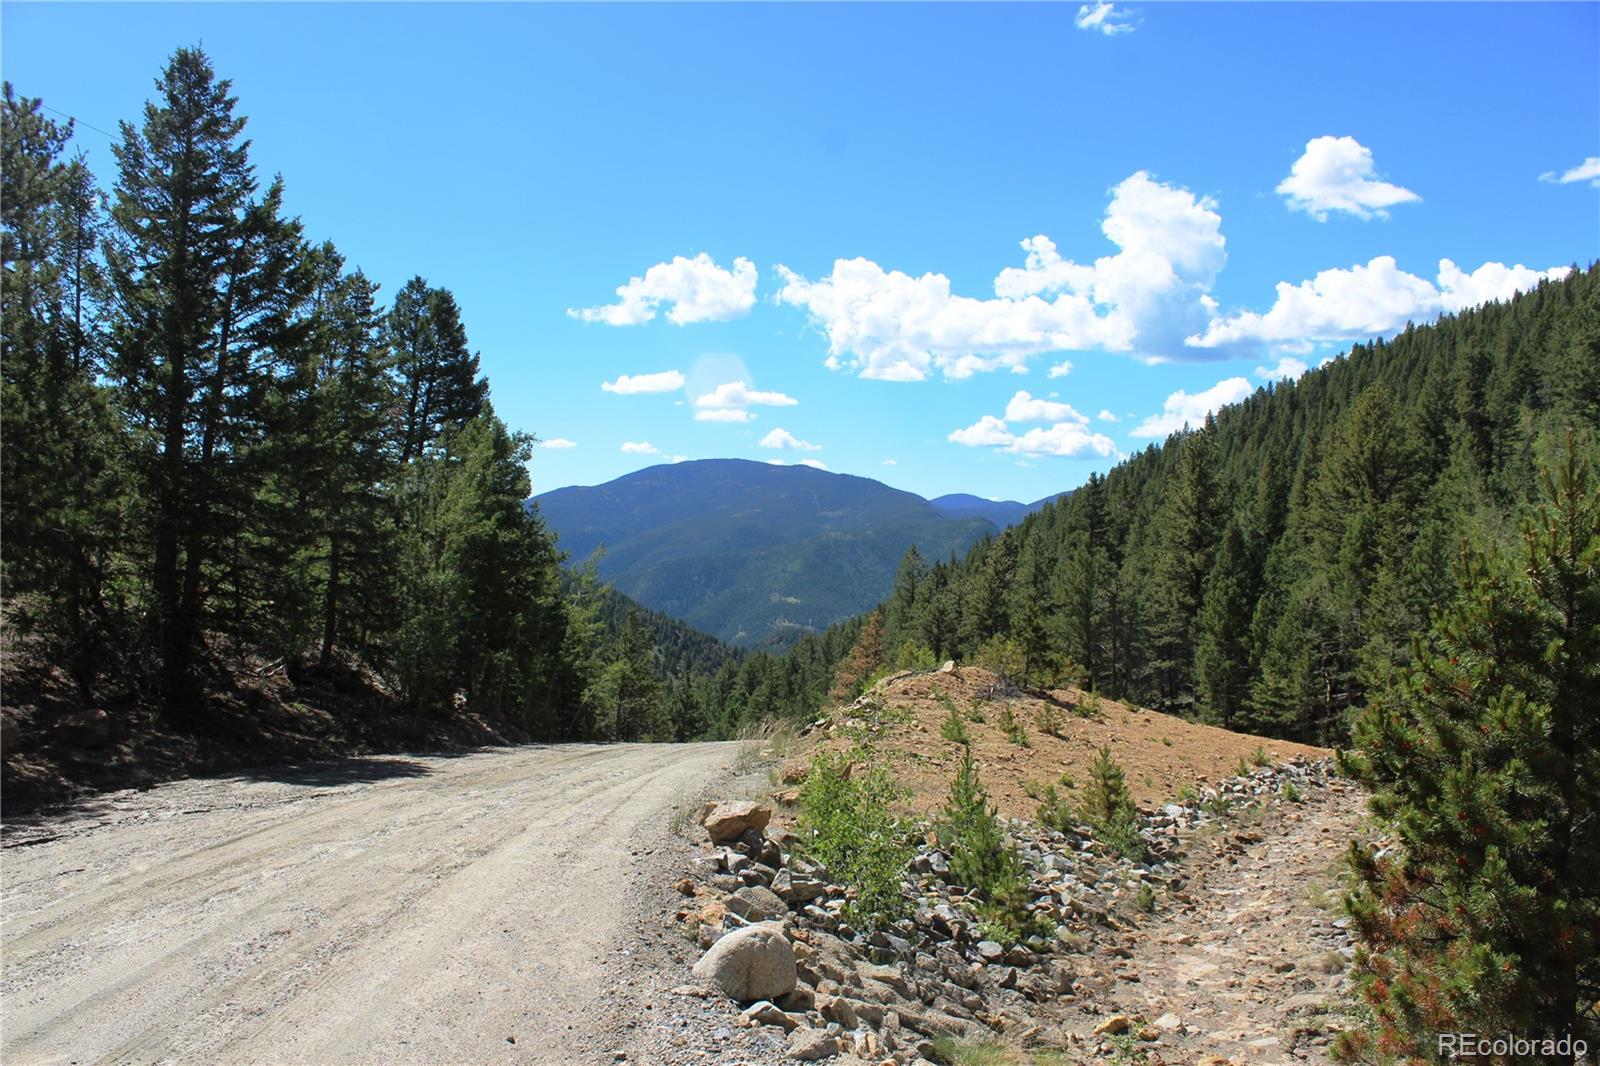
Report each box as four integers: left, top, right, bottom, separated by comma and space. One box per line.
1149, 425, 1221, 709
105, 47, 315, 715
1337, 441, 1599, 1062
1194, 521, 1257, 729
388, 276, 487, 464
1, 85, 124, 698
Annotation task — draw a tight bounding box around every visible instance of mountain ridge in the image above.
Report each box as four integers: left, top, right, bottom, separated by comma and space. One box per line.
532, 459, 1056, 647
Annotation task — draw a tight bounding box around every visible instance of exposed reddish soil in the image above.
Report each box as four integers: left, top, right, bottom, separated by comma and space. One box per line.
789, 666, 1330, 818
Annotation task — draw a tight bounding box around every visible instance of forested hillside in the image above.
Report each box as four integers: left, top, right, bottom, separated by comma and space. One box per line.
0, 52, 779, 756
535, 459, 999, 646
849, 267, 1598, 745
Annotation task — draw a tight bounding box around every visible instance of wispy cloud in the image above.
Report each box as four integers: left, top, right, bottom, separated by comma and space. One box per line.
1539, 156, 1600, 187
539, 437, 577, 449
1074, 2, 1136, 35
619, 441, 659, 455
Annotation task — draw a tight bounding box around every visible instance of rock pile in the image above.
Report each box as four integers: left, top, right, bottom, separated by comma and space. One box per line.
677, 760, 1338, 1062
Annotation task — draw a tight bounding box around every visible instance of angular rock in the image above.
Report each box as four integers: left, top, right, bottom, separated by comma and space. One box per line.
742, 1000, 802, 1032
692, 921, 797, 1002
1093, 1014, 1132, 1036
703, 801, 773, 843
786, 1026, 840, 1061
771, 868, 828, 904
726, 885, 788, 923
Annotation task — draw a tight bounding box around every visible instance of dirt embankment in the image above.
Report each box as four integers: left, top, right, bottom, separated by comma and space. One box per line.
1, 655, 535, 814
795, 667, 1329, 818
2, 741, 743, 1065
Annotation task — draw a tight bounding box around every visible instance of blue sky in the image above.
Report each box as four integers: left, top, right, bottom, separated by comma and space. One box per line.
4, 2, 1597, 502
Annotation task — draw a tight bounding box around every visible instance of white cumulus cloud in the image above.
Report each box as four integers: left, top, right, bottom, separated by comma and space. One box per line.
600, 369, 686, 394
948, 415, 1016, 448
759, 428, 820, 451
1189, 256, 1572, 351
798, 459, 828, 470
1254, 357, 1308, 381
569, 254, 757, 326
539, 437, 577, 449
778, 171, 1225, 377
949, 405, 1116, 459
1004, 390, 1089, 424
1047, 360, 1074, 378
620, 441, 659, 455
1539, 156, 1600, 187
1277, 136, 1420, 221
1097, 410, 1119, 423
1075, 2, 1136, 35
1131, 377, 1253, 438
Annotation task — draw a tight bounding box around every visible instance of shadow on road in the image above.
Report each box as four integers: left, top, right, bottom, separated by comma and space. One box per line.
223, 755, 436, 787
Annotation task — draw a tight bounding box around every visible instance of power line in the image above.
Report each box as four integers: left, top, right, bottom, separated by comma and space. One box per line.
39, 103, 118, 141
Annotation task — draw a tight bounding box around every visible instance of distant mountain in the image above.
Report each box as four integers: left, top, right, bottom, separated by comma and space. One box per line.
928, 493, 1030, 527
532, 459, 1001, 647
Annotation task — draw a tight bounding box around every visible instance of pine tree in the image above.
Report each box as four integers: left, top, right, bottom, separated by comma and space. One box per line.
827, 609, 884, 704
939, 747, 1031, 930
1336, 440, 1599, 1061
1150, 426, 1221, 711
105, 47, 315, 715
1078, 746, 1143, 858
388, 277, 487, 464
1052, 528, 1107, 689
884, 544, 926, 651
1, 85, 125, 698
299, 248, 399, 667
592, 608, 667, 740
1194, 521, 1257, 729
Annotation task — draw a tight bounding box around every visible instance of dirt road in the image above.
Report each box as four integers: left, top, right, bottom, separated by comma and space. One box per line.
1072, 778, 1367, 1061
2, 742, 742, 1065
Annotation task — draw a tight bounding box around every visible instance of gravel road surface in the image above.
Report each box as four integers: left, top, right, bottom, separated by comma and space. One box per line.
2, 742, 742, 1065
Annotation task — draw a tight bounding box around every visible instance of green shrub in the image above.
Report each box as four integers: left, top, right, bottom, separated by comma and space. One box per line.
893, 639, 937, 672
1250, 744, 1271, 767
1135, 883, 1157, 913
1070, 690, 1101, 719
796, 747, 913, 929
938, 748, 1040, 941
1078, 746, 1145, 860
940, 701, 970, 745
996, 704, 1030, 747
1281, 781, 1303, 803
1033, 701, 1064, 738
974, 635, 1026, 686
1029, 780, 1075, 832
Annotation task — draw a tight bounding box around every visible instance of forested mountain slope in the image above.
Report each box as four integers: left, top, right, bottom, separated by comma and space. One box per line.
534, 459, 998, 646
848, 266, 1599, 745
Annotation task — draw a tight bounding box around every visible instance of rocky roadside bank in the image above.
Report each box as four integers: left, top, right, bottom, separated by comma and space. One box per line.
617, 756, 1363, 1065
